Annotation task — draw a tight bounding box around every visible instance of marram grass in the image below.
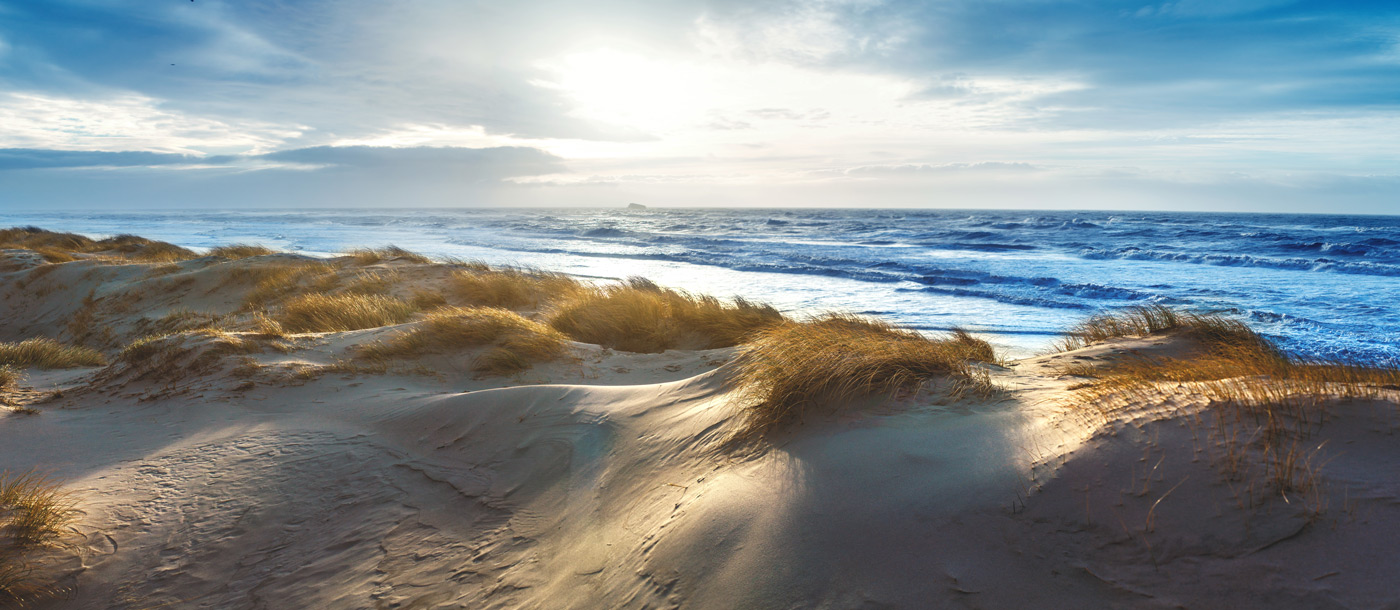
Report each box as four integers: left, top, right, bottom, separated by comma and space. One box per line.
359, 306, 568, 375
548, 277, 785, 353
729, 314, 999, 438
0, 338, 106, 369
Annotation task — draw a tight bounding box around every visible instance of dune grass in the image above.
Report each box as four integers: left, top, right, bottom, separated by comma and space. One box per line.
450, 266, 583, 309
0, 366, 17, 391
342, 270, 398, 296
275, 293, 417, 333
0, 227, 196, 263
208, 244, 277, 259
729, 314, 999, 437
347, 246, 433, 266
548, 278, 786, 353
0, 338, 106, 369
1059, 306, 1400, 497
1054, 304, 1263, 352
360, 306, 569, 375
0, 470, 76, 606
231, 260, 337, 309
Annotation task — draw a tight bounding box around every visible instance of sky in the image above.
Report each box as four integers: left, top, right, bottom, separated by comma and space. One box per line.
0, 0, 1397, 212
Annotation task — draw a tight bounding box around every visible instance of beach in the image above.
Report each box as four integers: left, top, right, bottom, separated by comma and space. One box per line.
2, 229, 1398, 608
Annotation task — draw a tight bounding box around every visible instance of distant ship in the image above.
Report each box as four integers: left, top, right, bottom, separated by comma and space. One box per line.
626, 203, 647, 210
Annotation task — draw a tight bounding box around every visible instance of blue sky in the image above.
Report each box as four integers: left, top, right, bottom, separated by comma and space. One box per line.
1, 0, 1397, 211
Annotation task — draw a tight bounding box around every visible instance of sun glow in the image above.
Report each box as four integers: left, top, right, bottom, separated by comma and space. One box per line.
533, 49, 713, 132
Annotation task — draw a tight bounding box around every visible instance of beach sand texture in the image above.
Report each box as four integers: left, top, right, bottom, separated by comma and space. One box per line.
1, 232, 1398, 609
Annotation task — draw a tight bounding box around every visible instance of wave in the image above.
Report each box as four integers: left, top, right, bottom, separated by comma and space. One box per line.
1077, 247, 1400, 277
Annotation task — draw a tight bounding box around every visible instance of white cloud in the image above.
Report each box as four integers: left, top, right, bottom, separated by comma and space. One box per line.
0, 92, 303, 155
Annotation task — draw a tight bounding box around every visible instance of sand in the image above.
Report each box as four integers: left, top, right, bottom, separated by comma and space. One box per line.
2, 251, 1398, 609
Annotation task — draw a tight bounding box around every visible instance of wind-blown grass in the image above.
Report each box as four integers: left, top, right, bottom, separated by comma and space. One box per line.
0, 470, 76, 606
0, 227, 196, 263
729, 314, 998, 438
549, 278, 786, 353
275, 294, 417, 333
208, 244, 277, 259
230, 260, 337, 309
451, 266, 582, 309
0, 366, 18, 391
1059, 306, 1400, 496
1054, 304, 1263, 352
347, 246, 432, 266
0, 338, 106, 369
359, 306, 569, 375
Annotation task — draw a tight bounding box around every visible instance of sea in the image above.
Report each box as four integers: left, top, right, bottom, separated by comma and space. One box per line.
4, 208, 1397, 362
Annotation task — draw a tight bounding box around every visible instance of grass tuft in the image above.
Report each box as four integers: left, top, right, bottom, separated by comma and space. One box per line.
1055, 304, 1262, 352
1060, 306, 1400, 497
347, 246, 432, 266
0, 366, 18, 391
451, 266, 582, 309
208, 244, 277, 259
0, 338, 106, 369
231, 261, 337, 309
359, 306, 568, 375
548, 277, 785, 353
729, 314, 998, 437
275, 294, 417, 333
0, 470, 76, 606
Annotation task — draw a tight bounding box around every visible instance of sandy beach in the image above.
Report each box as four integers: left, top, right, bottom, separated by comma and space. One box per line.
0, 231, 1396, 608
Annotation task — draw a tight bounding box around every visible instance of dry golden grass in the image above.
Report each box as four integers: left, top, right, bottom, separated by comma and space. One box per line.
1055, 304, 1263, 352
729, 314, 999, 438
359, 306, 568, 375
450, 266, 582, 309
117, 334, 174, 363
275, 293, 417, 333
0, 227, 198, 264
208, 244, 277, 259
342, 270, 397, 296
0, 470, 76, 606
0, 338, 106, 369
1059, 306, 1400, 497
151, 309, 228, 335
346, 246, 432, 266
230, 260, 336, 309
408, 289, 448, 310
548, 278, 785, 353
0, 366, 17, 391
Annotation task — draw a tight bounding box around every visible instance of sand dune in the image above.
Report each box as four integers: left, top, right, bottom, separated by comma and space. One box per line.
1, 239, 1398, 609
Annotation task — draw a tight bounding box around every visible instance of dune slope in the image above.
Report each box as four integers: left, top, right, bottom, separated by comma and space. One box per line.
1, 243, 1397, 609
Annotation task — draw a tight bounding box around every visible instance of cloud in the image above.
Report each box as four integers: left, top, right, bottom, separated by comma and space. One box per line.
841, 161, 1040, 176
259, 145, 564, 176
0, 149, 205, 170
0, 145, 564, 181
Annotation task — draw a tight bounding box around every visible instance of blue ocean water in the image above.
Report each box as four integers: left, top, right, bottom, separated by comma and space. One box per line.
4, 208, 1397, 362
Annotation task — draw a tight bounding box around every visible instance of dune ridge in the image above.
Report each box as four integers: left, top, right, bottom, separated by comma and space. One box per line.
0, 229, 1398, 609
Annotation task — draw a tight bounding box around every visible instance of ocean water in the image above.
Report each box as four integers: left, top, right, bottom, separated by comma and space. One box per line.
4, 208, 1398, 362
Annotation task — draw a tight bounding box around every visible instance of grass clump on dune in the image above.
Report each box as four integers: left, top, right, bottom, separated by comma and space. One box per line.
359, 306, 568, 375
1060, 306, 1400, 496
0, 470, 77, 606
0, 338, 106, 369
730, 314, 999, 437
549, 277, 786, 353
208, 244, 277, 259
0, 227, 196, 263
347, 246, 433, 266
1055, 304, 1261, 352
0, 366, 18, 391
1064, 311, 1400, 416
231, 260, 337, 308
451, 266, 582, 309
275, 293, 417, 333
